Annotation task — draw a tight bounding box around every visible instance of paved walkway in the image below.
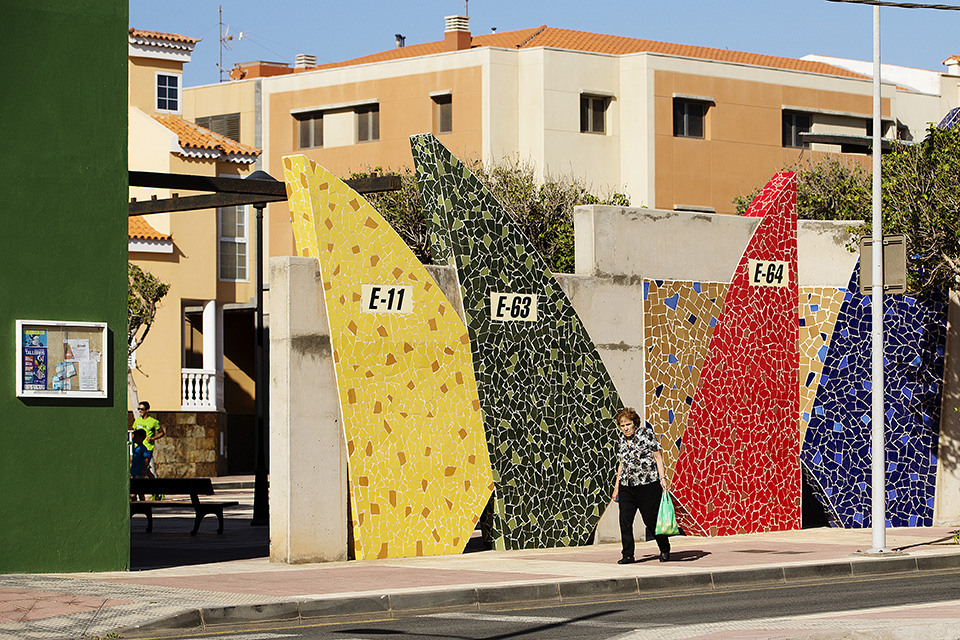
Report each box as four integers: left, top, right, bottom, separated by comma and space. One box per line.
1, 481, 958, 640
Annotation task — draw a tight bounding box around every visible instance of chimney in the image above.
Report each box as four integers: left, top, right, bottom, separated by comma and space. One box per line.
944, 55, 960, 76
444, 15, 471, 52
395, 33, 406, 48
294, 53, 317, 69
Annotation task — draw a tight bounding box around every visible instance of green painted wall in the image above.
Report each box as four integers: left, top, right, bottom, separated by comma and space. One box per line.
0, 2, 129, 572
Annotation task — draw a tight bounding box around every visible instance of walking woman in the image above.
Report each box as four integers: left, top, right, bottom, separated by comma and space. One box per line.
612, 407, 671, 564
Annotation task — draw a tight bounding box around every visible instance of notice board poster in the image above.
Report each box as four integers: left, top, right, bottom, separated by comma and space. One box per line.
16, 320, 108, 398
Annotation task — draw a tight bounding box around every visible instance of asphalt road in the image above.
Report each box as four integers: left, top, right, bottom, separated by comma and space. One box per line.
128, 567, 960, 640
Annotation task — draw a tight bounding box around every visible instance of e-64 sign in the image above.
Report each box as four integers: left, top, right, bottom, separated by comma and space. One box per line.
747, 260, 789, 288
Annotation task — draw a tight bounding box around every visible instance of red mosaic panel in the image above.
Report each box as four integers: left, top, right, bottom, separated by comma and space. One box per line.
672, 173, 800, 536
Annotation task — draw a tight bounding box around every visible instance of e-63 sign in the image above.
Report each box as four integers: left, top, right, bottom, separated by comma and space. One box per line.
490, 292, 538, 322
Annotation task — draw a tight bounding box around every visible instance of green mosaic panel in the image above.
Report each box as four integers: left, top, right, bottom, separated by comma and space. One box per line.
410, 133, 622, 550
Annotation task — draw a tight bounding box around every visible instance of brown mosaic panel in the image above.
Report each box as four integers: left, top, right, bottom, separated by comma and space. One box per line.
644, 281, 728, 476
797, 287, 845, 438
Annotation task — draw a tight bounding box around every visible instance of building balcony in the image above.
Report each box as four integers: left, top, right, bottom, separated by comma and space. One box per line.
181, 368, 223, 411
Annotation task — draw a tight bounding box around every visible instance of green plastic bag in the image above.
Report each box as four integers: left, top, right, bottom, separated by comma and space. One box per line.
655, 490, 680, 536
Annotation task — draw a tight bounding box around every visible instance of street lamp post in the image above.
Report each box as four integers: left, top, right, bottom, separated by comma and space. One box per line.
868, 4, 887, 553
827, 0, 960, 552
245, 170, 278, 527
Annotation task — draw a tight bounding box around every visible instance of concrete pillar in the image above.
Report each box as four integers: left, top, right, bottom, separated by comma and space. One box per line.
269, 256, 348, 563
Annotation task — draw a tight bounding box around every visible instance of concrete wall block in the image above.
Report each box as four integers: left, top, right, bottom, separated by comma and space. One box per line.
936, 291, 960, 525
573, 205, 757, 281
270, 256, 349, 563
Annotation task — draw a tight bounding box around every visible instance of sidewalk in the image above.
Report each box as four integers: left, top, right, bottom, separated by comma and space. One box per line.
1, 482, 958, 640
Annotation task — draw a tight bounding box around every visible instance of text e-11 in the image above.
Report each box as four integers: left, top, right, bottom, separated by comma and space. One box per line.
747, 260, 789, 287
361, 284, 413, 313
490, 292, 538, 322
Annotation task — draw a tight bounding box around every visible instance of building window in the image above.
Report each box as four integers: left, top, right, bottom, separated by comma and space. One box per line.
219, 205, 248, 281
580, 95, 607, 134
357, 104, 380, 142
156, 73, 180, 112
673, 100, 706, 138
196, 113, 240, 142
783, 111, 812, 148
297, 113, 323, 149
433, 94, 453, 134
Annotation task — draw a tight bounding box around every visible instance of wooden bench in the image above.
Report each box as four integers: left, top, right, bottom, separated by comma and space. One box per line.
130, 478, 239, 535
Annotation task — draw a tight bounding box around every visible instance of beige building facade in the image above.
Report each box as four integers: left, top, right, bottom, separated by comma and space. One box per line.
182, 17, 960, 262
128, 29, 262, 474
130, 19, 960, 475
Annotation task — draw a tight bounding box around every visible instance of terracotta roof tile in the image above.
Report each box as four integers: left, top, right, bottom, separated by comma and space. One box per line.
128, 215, 171, 241
153, 115, 261, 158
309, 26, 546, 71
308, 25, 865, 80
128, 28, 199, 46
523, 28, 868, 78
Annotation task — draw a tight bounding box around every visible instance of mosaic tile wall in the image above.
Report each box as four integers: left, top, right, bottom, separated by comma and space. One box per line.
671, 173, 801, 536
643, 280, 727, 475
282, 155, 494, 559
410, 133, 622, 550
801, 261, 947, 528
798, 288, 846, 439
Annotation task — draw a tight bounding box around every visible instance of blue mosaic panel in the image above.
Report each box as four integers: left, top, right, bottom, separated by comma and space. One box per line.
410, 133, 622, 550
938, 107, 960, 130
800, 260, 947, 528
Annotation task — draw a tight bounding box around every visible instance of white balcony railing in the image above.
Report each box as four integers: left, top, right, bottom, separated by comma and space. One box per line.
181, 368, 223, 411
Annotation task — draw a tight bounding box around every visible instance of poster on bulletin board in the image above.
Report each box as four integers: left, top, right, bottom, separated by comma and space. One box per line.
16, 320, 108, 398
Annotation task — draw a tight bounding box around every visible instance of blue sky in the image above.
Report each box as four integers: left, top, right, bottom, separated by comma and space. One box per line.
130, 0, 960, 88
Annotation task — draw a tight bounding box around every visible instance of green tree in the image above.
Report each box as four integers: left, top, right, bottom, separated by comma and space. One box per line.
127, 263, 170, 415
356, 158, 630, 273
732, 157, 871, 221
733, 124, 960, 295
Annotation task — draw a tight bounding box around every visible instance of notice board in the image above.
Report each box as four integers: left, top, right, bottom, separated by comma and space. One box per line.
16, 320, 108, 398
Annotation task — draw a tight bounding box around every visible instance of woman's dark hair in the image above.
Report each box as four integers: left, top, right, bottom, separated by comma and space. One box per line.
615, 407, 640, 426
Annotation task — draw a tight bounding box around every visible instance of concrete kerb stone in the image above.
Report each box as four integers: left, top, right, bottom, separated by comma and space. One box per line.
635, 572, 714, 594
783, 560, 854, 581
298, 594, 390, 619
388, 587, 480, 612
115, 550, 960, 635
476, 582, 561, 606
558, 577, 639, 600
850, 555, 919, 576
119, 608, 204, 633
201, 601, 301, 625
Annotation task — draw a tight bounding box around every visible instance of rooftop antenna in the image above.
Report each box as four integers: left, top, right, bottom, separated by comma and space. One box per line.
465, 0, 469, 17
218, 5, 247, 82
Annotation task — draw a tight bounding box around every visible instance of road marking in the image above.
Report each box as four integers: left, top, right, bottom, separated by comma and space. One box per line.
170, 634, 296, 640
427, 611, 651, 630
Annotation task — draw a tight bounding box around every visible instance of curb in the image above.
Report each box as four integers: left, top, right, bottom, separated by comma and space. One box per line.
115, 551, 960, 636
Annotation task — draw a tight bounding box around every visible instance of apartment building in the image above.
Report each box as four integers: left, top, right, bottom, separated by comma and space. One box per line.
132, 18, 960, 475
185, 16, 960, 263
128, 29, 261, 474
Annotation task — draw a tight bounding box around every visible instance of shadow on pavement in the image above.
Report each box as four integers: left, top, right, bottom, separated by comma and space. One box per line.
130, 510, 268, 571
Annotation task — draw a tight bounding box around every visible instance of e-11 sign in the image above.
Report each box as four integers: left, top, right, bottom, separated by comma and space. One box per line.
361, 284, 413, 313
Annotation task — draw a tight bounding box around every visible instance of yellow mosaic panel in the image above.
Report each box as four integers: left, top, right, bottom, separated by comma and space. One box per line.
643, 280, 728, 476
282, 155, 494, 559
798, 287, 846, 438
